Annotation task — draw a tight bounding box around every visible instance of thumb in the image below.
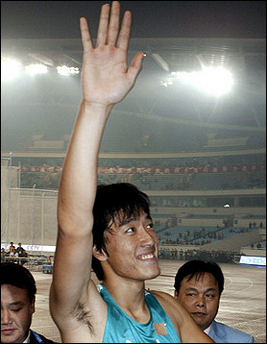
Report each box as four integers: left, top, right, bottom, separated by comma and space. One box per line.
127, 51, 146, 83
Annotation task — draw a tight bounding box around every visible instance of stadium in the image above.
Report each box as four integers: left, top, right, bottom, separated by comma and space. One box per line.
1, 1, 266, 342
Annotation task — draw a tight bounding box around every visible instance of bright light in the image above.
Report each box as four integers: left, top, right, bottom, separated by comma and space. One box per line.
25, 64, 48, 75
194, 67, 234, 95
1, 58, 23, 80
168, 67, 234, 95
57, 65, 80, 76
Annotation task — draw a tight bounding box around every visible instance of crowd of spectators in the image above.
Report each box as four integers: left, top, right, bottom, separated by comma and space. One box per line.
19, 160, 265, 191
1, 242, 28, 265
11, 152, 265, 168
159, 247, 237, 263
158, 227, 226, 246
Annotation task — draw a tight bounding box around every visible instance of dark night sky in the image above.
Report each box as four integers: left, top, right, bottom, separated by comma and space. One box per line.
1, 1, 266, 40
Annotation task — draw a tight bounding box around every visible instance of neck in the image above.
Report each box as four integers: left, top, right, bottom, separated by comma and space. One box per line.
104, 277, 145, 302
103, 278, 150, 323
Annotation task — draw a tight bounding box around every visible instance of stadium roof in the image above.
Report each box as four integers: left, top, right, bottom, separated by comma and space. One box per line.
1, 1, 266, 154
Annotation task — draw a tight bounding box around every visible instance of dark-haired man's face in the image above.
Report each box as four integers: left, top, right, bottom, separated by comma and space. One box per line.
174, 272, 220, 331
95, 211, 160, 281
1, 284, 35, 343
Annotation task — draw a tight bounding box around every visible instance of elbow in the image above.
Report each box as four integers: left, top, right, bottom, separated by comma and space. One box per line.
57, 204, 94, 237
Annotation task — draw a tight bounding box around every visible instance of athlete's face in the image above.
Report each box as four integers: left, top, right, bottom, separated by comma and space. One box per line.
96, 211, 160, 281
1, 284, 35, 343
175, 272, 220, 331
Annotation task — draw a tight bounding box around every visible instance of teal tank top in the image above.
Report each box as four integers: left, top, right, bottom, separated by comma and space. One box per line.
97, 283, 181, 343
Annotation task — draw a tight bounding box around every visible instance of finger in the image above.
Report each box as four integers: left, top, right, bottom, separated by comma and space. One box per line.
80, 17, 93, 52
107, 1, 121, 45
117, 10, 132, 51
127, 51, 145, 83
96, 3, 111, 47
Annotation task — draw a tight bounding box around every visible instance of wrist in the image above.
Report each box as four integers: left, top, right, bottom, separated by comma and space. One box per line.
80, 100, 114, 114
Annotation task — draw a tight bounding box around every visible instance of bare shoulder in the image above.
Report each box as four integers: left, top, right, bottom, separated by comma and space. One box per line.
149, 290, 182, 336
150, 290, 215, 343
150, 289, 180, 310
150, 289, 189, 318
150, 289, 174, 300
151, 289, 189, 312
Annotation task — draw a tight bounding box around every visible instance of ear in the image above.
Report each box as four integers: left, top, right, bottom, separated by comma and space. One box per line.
174, 289, 178, 299
31, 296, 36, 314
92, 245, 108, 262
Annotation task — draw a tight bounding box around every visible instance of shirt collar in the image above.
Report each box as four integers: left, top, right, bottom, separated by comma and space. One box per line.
204, 324, 211, 335
23, 330, 31, 343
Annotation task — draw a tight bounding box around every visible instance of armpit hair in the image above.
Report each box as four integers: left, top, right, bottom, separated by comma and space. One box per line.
70, 302, 94, 333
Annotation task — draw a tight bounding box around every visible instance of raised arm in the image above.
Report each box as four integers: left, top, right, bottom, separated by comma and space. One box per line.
50, 0, 144, 333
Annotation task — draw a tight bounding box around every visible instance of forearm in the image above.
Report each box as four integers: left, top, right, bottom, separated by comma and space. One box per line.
58, 101, 113, 234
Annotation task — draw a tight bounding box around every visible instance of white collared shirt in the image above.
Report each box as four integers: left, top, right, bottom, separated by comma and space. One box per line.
23, 331, 31, 343
204, 325, 211, 335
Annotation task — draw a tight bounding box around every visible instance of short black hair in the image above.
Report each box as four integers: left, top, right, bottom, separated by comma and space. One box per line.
1, 262, 37, 303
92, 183, 151, 280
174, 260, 224, 295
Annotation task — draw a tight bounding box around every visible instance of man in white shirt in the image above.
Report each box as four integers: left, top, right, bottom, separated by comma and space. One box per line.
174, 260, 254, 343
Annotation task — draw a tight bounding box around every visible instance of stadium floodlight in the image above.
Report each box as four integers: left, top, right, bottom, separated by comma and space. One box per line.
25, 64, 48, 75
193, 67, 233, 96
1, 57, 23, 80
57, 65, 80, 76
171, 67, 234, 95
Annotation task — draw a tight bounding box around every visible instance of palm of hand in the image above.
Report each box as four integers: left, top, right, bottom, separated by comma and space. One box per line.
82, 45, 133, 106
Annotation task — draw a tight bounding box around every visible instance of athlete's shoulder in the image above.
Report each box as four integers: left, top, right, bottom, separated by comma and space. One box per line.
150, 289, 174, 300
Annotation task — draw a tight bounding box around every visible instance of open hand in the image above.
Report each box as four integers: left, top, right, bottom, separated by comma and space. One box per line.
80, 1, 144, 106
